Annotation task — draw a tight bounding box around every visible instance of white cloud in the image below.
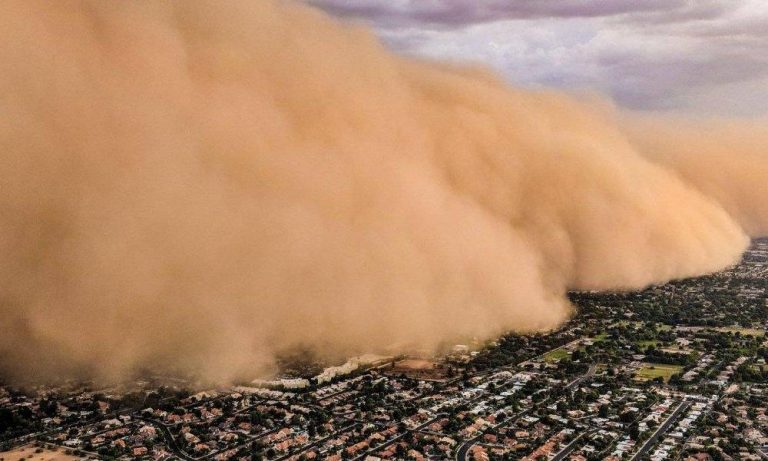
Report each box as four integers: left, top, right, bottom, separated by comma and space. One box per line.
308, 0, 768, 116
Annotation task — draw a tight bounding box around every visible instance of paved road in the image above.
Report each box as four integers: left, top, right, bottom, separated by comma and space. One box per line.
276, 422, 357, 461
629, 400, 691, 461
136, 417, 199, 461
2, 405, 140, 454
455, 438, 477, 461
352, 417, 442, 461
565, 365, 597, 391
454, 405, 537, 461
455, 362, 598, 461
551, 432, 590, 461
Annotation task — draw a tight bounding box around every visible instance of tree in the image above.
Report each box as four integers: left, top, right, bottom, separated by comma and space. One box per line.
0, 408, 16, 433
619, 411, 635, 424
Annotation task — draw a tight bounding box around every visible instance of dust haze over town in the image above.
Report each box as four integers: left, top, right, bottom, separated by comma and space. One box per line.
0, 0, 766, 386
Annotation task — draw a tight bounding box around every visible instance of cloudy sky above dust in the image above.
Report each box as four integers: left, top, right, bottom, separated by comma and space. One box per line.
308, 0, 768, 116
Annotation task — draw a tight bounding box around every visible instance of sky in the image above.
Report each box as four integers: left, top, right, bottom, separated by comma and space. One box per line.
307, 0, 768, 116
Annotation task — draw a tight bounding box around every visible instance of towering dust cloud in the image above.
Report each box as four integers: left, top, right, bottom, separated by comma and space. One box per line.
0, 0, 765, 383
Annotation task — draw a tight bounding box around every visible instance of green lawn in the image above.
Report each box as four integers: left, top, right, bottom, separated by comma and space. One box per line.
635, 363, 683, 382
543, 348, 570, 362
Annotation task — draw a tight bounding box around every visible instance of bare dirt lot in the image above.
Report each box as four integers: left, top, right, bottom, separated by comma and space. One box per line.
384, 358, 451, 381
0, 445, 81, 461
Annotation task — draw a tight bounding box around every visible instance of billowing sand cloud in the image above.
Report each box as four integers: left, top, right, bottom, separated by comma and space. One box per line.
0, 0, 763, 383
622, 116, 768, 236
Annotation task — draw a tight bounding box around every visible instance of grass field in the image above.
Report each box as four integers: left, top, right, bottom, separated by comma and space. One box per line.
635, 363, 683, 382
543, 348, 570, 362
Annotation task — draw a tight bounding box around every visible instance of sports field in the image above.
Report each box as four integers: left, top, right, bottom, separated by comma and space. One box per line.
543, 348, 569, 362
635, 363, 683, 382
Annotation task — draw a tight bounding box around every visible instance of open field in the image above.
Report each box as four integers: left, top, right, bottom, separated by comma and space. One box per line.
715, 327, 765, 337
635, 363, 683, 382
384, 358, 450, 381
394, 359, 436, 370
0, 445, 81, 461
660, 347, 692, 355
590, 333, 609, 343
676, 326, 765, 337
543, 348, 570, 362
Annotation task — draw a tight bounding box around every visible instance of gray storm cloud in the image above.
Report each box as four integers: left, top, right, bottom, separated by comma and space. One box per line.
0, 0, 764, 383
